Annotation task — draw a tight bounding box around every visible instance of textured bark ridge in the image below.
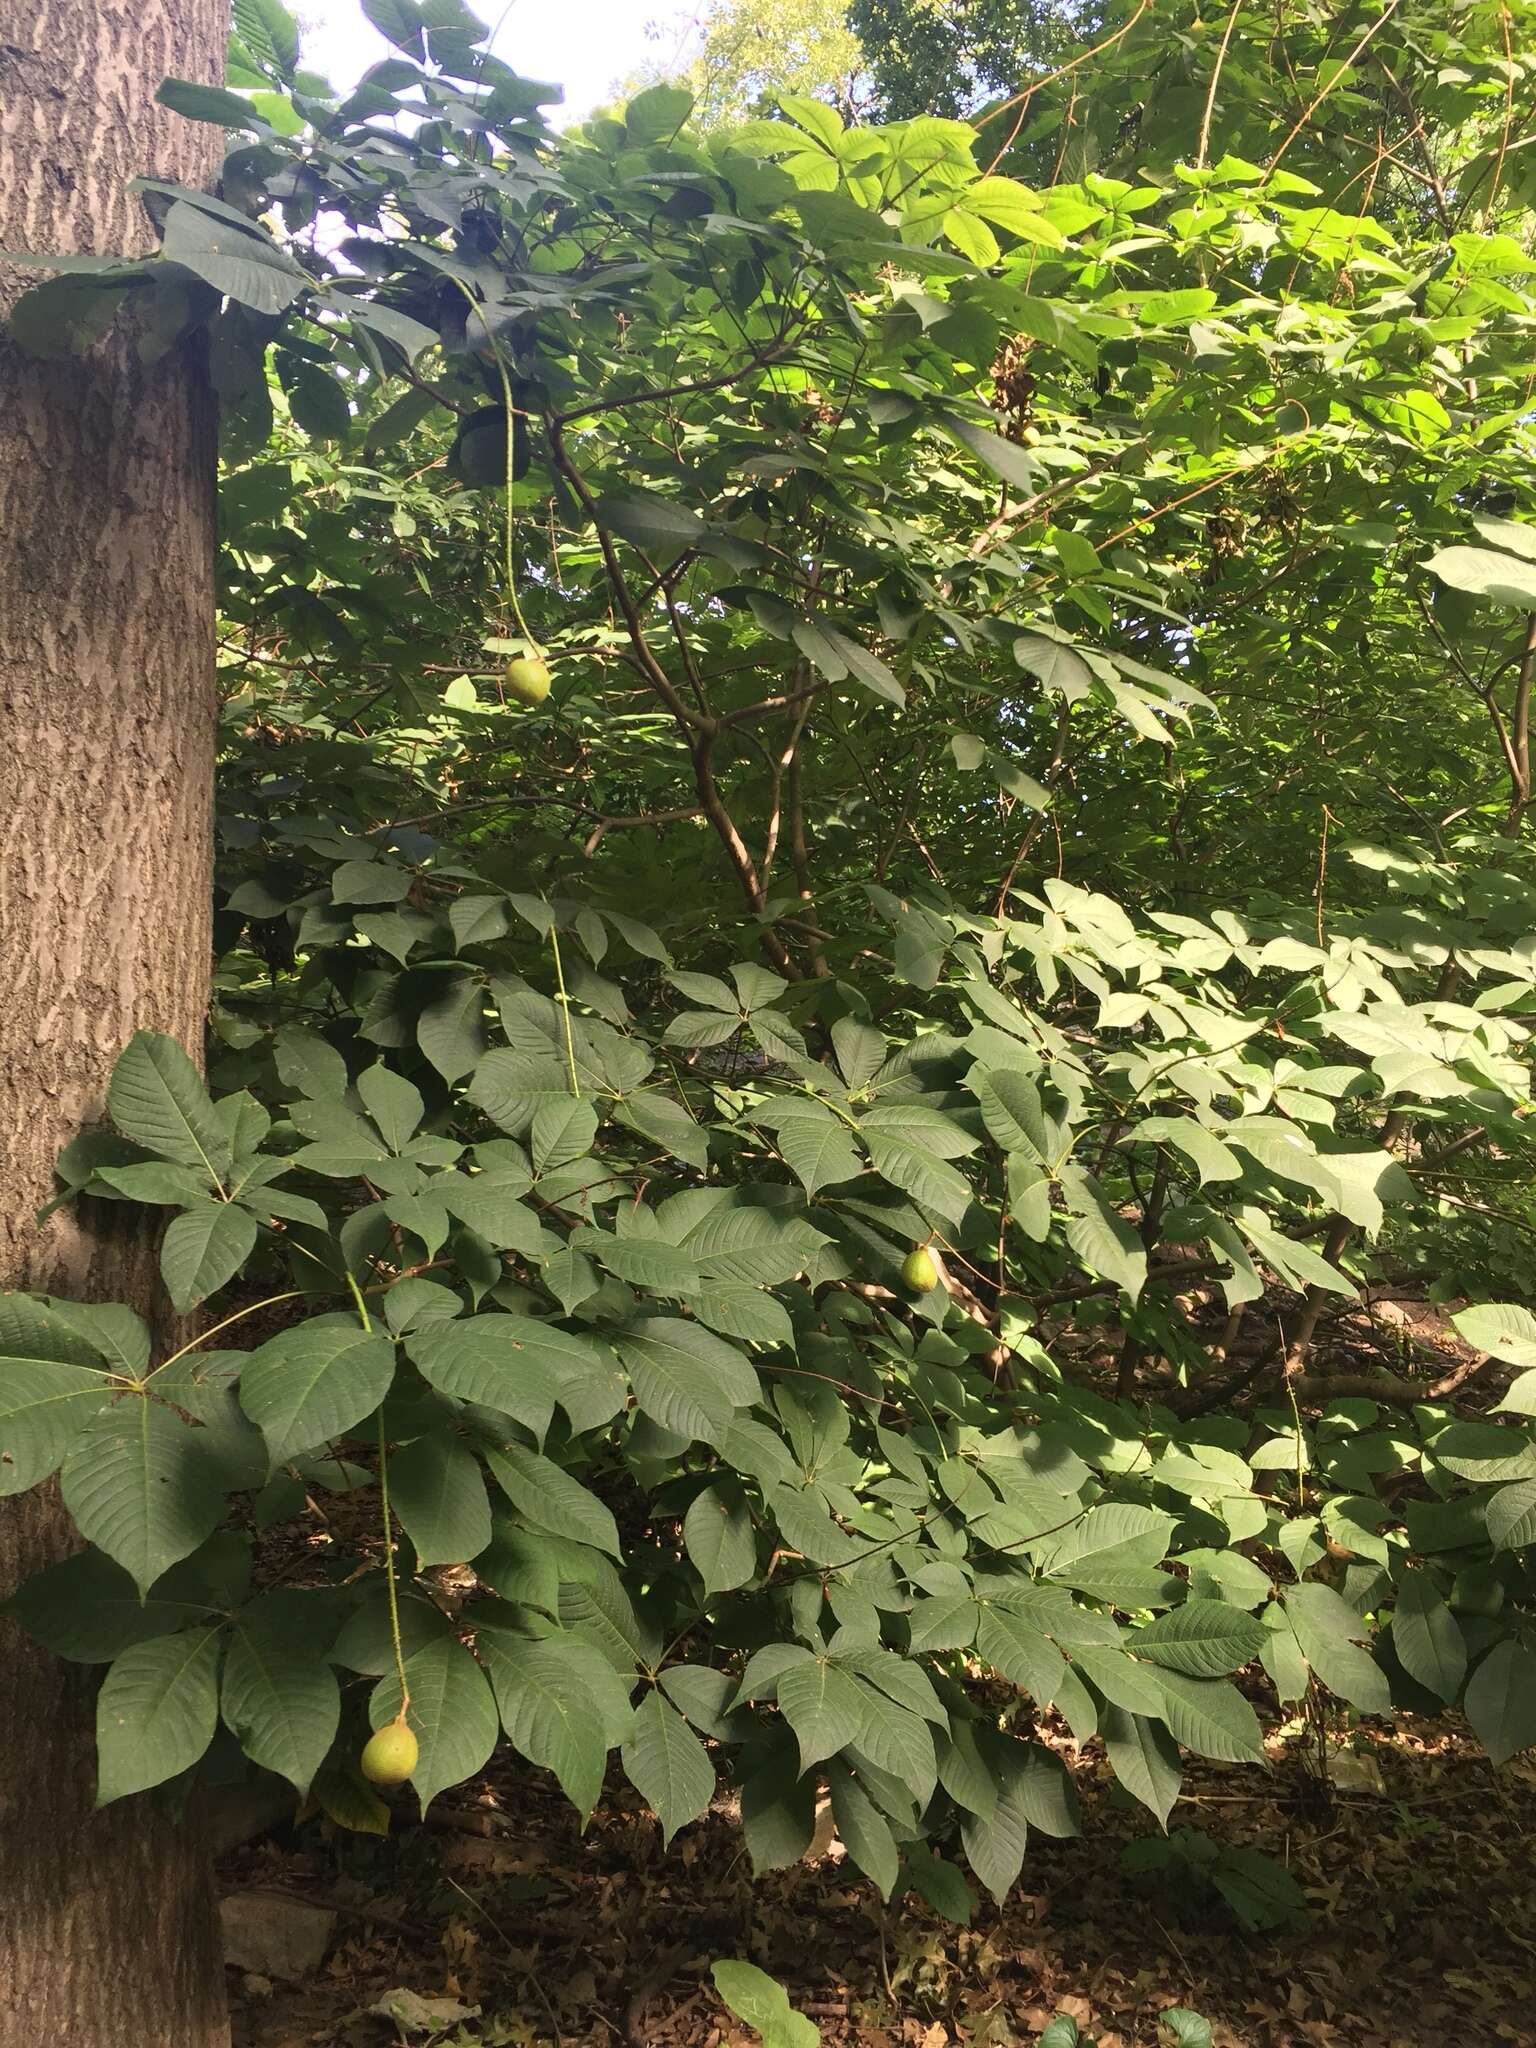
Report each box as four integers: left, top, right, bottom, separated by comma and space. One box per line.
0, 5, 230, 2042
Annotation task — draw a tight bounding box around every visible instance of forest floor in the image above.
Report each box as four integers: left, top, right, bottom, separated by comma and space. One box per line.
219, 1716, 1536, 2048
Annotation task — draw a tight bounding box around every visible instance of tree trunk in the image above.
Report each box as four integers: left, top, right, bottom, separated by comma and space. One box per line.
0, 5, 229, 2042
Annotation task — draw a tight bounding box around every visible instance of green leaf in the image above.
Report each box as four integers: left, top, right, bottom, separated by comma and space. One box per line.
1285, 1581, 1392, 1714
959, 1767, 1030, 1905
944, 204, 1000, 265
222, 1594, 341, 1795
1059, 1165, 1146, 1302
369, 1632, 499, 1813
160, 1202, 259, 1312
162, 198, 309, 313
0, 1295, 113, 1494
621, 1690, 715, 1845
777, 1656, 867, 1770
965, 175, 1064, 244
156, 77, 262, 126
1430, 1422, 1536, 1484
1134, 1600, 1268, 1678
408, 1315, 612, 1438
97, 1627, 222, 1803
908, 1593, 979, 1653
1039, 1503, 1176, 1606
740, 1734, 817, 1871
532, 1096, 599, 1174
485, 1440, 621, 1556
239, 1315, 397, 1464
2, 1545, 214, 1662
92, 1161, 213, 1205
388, 1431, 493, 1567
1101, 1705, 1182, 1826
1465, 1639, 1536, 1765
851, 1679, 937, 1802
684, 1481, 757, 1594
594, 489, 707, 557
711, 1960, 819, 2048
767, 1103, 865, 1195
792, 620, 905, 707
480, 1630, 633, 1820
61, 1400, 227, 1595
827, 1759, 900, 1898
861, 1125, 970, 1225
1153, 1671, 1265, 1764
625, 80, 695, 139
1160, 2010, 1214, 2048
1454, 1303, 1536, 1373
41, 1302, 150, 1377
358, 1063, 424, 1151
940, 411, 1042, 490
614, 1317, 759, 1447
976, 1605, 1066, 1702
1391, 1571, 1466, 1704
107, 1030, 227, 1180
1425, 544, 1536, 607
1485, 1478, 1536, 1553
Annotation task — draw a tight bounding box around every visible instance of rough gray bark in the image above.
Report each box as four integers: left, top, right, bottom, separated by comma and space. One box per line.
0, 4, 230, 2042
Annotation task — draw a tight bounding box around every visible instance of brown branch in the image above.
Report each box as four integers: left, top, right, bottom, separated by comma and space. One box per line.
1196, 0, 1246, 171
549, 339, 798, 427
547, 416, 796, 972
580, 805, 704, 854
994, 700, 1072, 915
785, 710, 828, 978
1503, 612, 1536, 835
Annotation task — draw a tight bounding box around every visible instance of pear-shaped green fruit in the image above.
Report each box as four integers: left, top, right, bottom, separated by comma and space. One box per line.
504, 654, 552, 706
360, 1718, 419, 1785
901, 1246, 939, 1293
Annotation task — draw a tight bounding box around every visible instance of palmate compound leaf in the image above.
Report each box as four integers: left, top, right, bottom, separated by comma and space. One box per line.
96, 1626, 222, 1804
369, 1633, 498, 1815
621, 1689, 715, 1844
239, 1314, 397, 1464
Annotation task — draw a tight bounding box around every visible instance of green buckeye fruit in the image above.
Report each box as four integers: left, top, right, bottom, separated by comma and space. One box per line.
361, 1718, 420, 1785
504, 655, 552, 706
901, 1245, 939, 1293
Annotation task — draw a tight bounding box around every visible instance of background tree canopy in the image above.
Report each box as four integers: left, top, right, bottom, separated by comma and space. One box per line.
6, 0, 1536, 1958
